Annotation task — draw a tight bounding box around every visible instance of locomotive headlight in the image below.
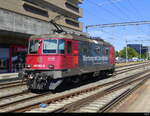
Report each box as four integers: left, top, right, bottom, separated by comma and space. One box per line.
25, 64, 32, 68
48, 64, 54, 69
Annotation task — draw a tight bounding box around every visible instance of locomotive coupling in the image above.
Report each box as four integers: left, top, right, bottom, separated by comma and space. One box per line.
28, 75, 34, 79
18, 71, 28, 79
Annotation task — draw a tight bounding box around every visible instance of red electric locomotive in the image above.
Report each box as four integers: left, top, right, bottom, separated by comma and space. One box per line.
19, 33, 115, 90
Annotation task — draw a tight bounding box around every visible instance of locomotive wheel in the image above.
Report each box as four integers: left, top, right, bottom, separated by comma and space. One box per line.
71, 77, 80, 83
26, 79, 34, 90
100, 71, 109, 79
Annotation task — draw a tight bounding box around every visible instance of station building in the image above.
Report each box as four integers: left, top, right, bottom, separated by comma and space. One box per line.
0, 0, 83, 73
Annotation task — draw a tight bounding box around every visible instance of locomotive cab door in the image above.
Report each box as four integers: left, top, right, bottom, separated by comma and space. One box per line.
65, 40, 74, 68
109, 47, 115, 65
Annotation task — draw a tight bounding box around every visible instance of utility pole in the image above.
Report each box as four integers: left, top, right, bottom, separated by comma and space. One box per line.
147, 48, 148, 60
148, 46, 150, 60
140, 44, 142, 59
86, 26, 88, 33
126, 40, 128, 63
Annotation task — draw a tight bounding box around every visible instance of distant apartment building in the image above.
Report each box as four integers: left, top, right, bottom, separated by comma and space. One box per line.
0, 0, 83, 73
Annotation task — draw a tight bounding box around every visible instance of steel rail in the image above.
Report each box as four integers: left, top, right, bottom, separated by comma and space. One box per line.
0, 62, 148, 92
51, 72, 150, 112
8, 69, 150, 113
115, 63, 149, 75
0, 82, 26, 90
0, 90, 29, 101
98, 77, 149, 112
0, 91, 52, 111
115, 61, 149, 68
0, 62, 148, 110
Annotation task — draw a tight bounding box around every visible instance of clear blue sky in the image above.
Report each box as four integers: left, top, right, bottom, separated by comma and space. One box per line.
80, 0, 150, 51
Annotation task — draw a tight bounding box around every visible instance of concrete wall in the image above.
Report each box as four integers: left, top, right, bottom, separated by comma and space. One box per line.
0, 8, 82, 36
0, 0, 83, 31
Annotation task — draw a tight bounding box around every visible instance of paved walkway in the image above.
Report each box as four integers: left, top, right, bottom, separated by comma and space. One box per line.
0, 73, 18, 80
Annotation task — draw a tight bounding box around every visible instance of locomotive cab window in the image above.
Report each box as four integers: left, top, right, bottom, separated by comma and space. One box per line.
82, 47, 88, 55
96, 47, 101, 54
58, 39, 65, 54
105, 48, 109, 55
67, 41, 72, 54
43, 39, 57, 54
29, 40, 39, 54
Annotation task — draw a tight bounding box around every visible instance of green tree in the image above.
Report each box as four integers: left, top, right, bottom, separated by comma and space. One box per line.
119, 47, 139, 59
115, 51, 120, 57
141, 52, 147, 59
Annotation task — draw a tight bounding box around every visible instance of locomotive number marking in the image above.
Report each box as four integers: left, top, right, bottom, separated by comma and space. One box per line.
48, 57, 56, 61
33, 64, 46, 68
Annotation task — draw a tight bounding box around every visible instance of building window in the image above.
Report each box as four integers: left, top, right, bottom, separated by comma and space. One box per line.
65, 19, 79, 27
65, 2, 79, 12
23, 3, 49, 17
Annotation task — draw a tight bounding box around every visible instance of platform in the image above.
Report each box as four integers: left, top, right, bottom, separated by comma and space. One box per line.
0, 73, 18, 81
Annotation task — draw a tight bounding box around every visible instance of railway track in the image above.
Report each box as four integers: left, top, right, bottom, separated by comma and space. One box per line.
97, 78, 147, 113
0, 61, 148, 84
115, 61, 149, 68
38, 71, 150, 113
0, 80, 26, 90
0, 61, 149, 91
0, 66, 149, 113
0, 62, 149, 112
114, 62, 149, 75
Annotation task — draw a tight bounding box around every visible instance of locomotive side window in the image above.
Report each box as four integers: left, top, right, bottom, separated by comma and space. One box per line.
82, 42, 90, 55
67, 41, 72, 54
96, 46, 101, 54
29, 40, 39, 54
105, 48, 109, 55
58, 39, 65, 54
43, 39, 57, 54
82, 47, 87, 54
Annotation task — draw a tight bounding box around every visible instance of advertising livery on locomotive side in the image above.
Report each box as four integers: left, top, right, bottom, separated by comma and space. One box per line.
19, 33, 115, 90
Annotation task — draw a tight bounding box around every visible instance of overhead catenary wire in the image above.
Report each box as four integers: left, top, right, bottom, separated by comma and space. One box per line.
85, 0, 149, 51
97, 0, 125, 7
113, 0, 137, 21
109, 0, 144, 37
86, 0, 125, 21
83, 6, 111, 24
127, 0, 145, 21
126, 0, 146, 36
107, 0, 132, 21
126, 0, 141, 21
